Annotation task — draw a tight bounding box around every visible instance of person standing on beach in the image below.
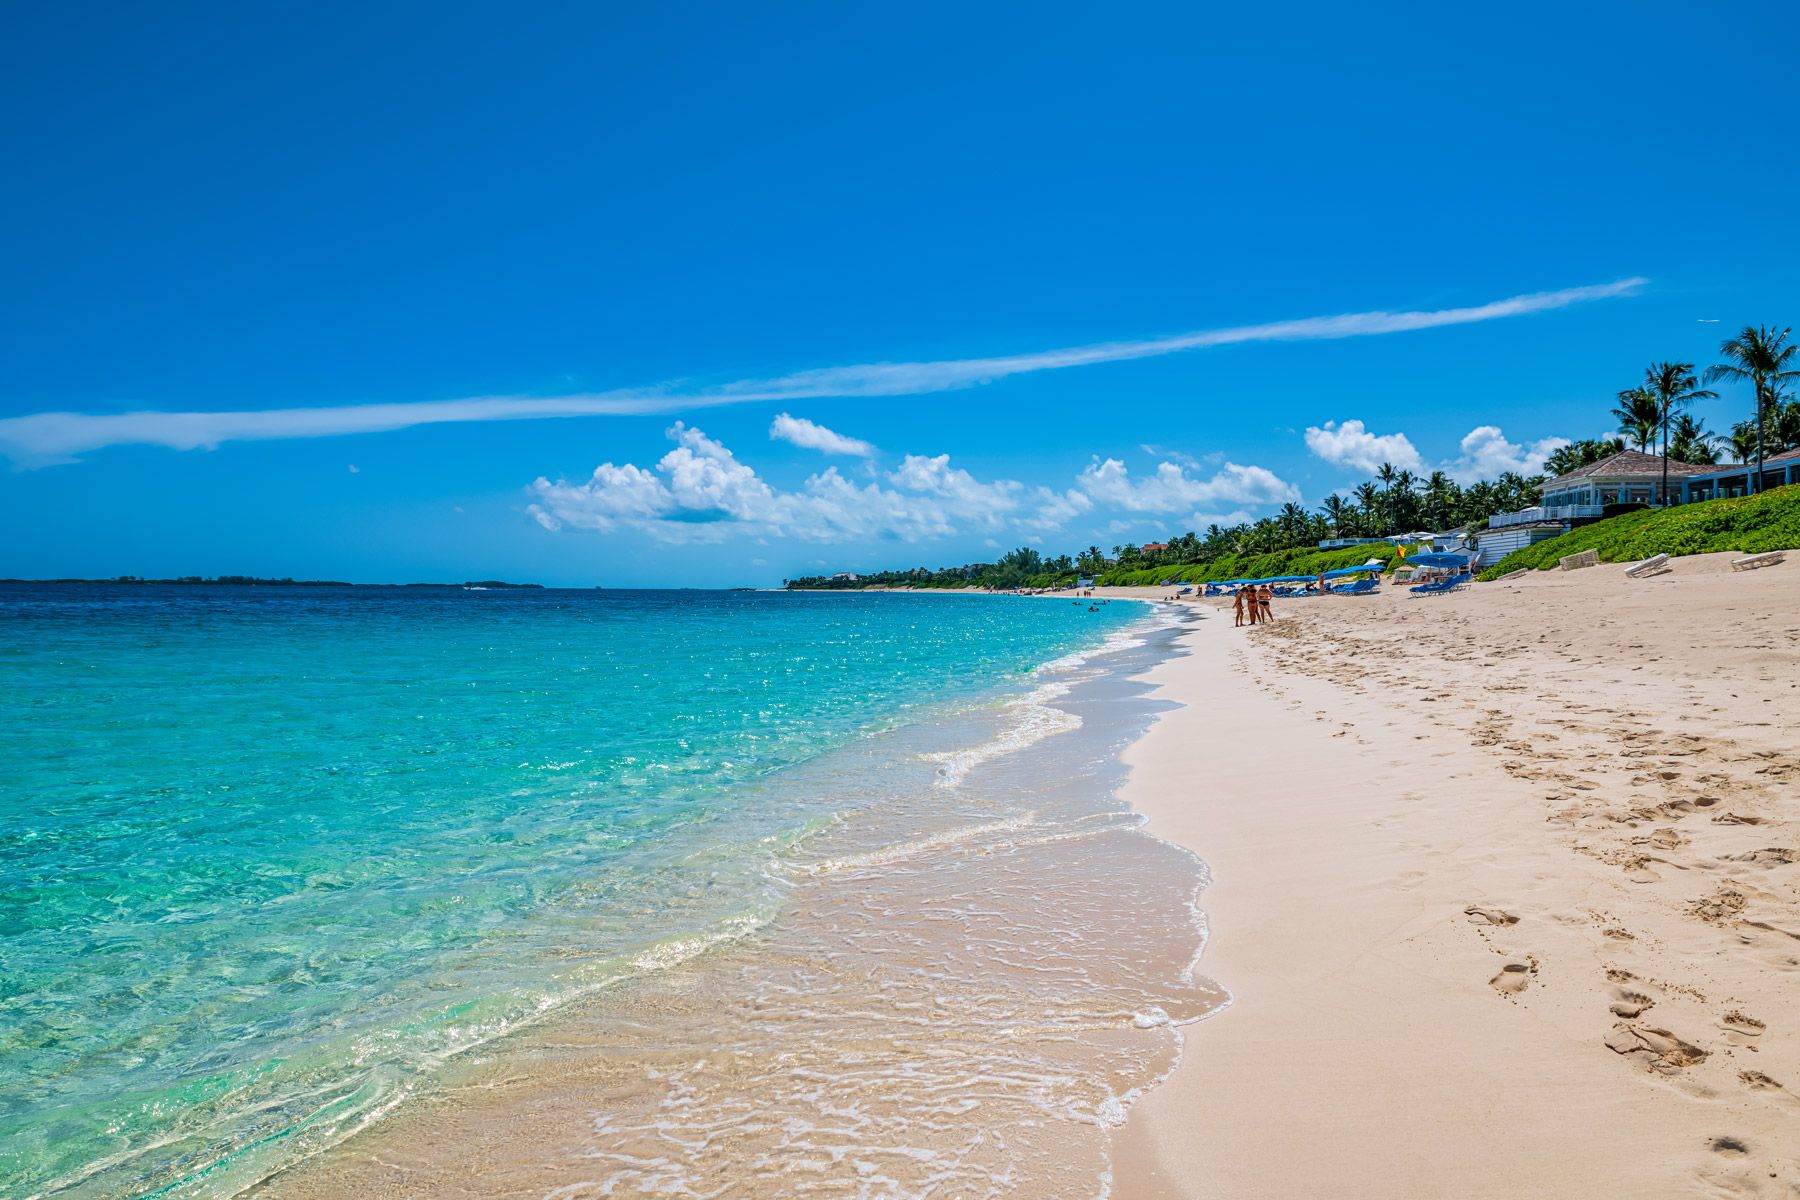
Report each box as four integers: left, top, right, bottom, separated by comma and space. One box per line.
1233, 588, 1246, 626
1258, 585, 1275, 623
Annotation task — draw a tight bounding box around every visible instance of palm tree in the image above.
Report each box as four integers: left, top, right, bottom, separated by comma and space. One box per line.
1318, 494, 1352, 536
1668, 413, 1721, 465
1392, 469, 1419, 530
1773, 390, 1800, 452
1373, 462, 1401, 532
1728, 422, 1761, 465
1422, 470, 1457, 531
1542, 437, 1625, 479
1353, 481, 1383, 533
1641, 361, 1716, 504
1705, 325, 1799, 492
1610, 386, 1662, 452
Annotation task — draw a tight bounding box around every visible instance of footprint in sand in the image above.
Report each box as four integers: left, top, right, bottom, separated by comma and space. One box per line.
1604, 1023, 1709, 1073
1609, 985, 1657, 1018
1739, 1071, 1800, 1110
1489, 958, 1536, 996
1730, 847, 1797, 866
1691, 888, 1749, 923
1721, 1011, 1766, 1048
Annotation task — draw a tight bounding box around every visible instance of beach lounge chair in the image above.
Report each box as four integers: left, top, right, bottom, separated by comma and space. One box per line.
1731, 551, 1786, 572
1331, 577, 1378, 595
1409, 574, 1467, 595
1624, 553, 1670, 578
1559, 549, 1598, 571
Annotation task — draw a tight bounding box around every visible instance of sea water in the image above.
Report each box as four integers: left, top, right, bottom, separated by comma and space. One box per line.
2, 586, 1217, 1199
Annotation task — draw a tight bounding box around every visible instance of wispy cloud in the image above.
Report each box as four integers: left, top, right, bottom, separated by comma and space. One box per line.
768, 413, 876, 456
0, 278, 1646, 465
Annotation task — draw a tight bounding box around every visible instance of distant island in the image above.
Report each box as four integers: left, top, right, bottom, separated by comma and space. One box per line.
2, 576, 545, 588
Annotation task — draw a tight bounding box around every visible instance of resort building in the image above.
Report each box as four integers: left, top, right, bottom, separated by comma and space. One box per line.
1473, 448, 1800, 566
1511, 448, 1800, 518
1529, 448, 1712, 514
1675, 446, 1800, 502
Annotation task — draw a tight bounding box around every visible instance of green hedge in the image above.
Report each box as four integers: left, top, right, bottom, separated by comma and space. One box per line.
1477, 484, 1800, 580
1097, 542, 1422, 587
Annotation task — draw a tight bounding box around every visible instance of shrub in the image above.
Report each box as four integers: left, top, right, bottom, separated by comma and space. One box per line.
1096, 542, 1421, 587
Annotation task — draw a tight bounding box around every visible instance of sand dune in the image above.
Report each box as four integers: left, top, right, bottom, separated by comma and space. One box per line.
1111, 552, 1799, 1197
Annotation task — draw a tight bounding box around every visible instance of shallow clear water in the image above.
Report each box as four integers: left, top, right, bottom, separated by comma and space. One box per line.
1, 585, 1148, 1198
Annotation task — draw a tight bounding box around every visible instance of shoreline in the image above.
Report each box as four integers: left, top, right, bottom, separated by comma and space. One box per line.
1109, 551, 1798, 1197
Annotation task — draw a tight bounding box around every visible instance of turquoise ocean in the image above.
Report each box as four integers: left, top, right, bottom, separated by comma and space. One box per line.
0, 585, 1152, 1198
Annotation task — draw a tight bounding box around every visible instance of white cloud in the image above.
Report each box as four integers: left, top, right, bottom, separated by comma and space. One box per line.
528, 424, 1027, 544
1077, 457, 1299, 513
1446, 425, 1569, 482
1018, 486, 1093, 531
528, 426, 1295, 546
1304, 418, 1570, 483
1303, 419, 1425, 473
0, 278, 1647, 464
768, 413, 875, 457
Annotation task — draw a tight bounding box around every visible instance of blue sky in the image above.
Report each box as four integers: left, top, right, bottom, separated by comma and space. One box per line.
3, 1, 1796, 586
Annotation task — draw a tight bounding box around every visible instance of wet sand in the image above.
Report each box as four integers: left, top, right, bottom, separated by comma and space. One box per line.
1111, 553, 1800, 1197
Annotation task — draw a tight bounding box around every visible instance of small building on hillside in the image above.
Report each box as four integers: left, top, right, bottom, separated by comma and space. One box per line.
829, 572, 861, 582
1472, 522, 1568, 566
1141, 542, 1168, 554
1319, 532, 1433, 550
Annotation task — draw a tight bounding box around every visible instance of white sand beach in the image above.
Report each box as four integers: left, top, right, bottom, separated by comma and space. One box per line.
1108, 553, 1799, 1197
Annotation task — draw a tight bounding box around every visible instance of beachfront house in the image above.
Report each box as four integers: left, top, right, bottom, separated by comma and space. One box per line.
1473, 448, 1800, 566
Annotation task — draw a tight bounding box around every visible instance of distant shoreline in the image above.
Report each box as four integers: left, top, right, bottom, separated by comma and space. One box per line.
0, 577, 546, 589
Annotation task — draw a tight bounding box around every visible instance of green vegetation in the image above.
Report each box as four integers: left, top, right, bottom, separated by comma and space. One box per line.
1097, 542, 1419, 587
785, 547, 1081, 591
1477, 485, 1800, 579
